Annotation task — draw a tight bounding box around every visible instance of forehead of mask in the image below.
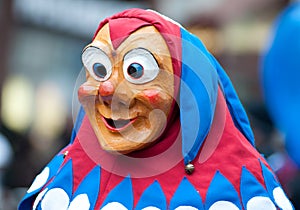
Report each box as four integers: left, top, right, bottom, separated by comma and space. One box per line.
98, 17, 152, 49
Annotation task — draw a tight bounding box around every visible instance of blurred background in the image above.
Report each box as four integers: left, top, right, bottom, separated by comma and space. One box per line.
0, 0, 299, 209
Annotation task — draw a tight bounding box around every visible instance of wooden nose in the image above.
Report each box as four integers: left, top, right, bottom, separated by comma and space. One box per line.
99, 81, 115, 97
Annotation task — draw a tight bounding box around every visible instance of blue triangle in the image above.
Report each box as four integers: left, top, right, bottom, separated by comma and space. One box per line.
169, 177, 204, 209
135, 180, 166, 210
205, 171, 241, 209
240, 166, 271, 207
260, 160, 295, 209
101, 176, 133, 209
260, 160, 280, 196
73, 166, 101, 209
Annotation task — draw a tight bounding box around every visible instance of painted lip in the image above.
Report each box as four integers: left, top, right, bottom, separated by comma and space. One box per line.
101, 116, 137, 132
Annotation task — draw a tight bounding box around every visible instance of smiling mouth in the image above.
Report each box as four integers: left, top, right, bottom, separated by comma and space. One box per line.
101, 116, 137, 132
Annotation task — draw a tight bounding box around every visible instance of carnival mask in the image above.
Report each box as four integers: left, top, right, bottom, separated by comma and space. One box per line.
78, 23, 174, 154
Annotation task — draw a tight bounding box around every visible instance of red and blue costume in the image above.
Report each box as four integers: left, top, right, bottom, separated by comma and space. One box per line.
19, 9, 294, 210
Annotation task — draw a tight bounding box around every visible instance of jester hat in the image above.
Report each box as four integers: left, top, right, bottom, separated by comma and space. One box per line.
71, 8, 255, 165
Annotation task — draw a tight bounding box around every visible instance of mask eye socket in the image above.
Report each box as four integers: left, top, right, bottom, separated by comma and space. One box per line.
123, 48, 159, 84
82, 47, 112, 81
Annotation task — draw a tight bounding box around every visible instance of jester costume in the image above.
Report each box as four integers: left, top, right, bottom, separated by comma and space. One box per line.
19, 9, 294, 210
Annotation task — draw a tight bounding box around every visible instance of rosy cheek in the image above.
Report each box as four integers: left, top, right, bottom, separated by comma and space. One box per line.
141, 89, 168, 109
78, 82, 99, 101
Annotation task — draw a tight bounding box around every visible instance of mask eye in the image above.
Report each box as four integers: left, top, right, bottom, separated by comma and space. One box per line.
123, 48, 159, 84
82, 47, 112, 81
93, 63, 107, 78
127, 63, 144, 79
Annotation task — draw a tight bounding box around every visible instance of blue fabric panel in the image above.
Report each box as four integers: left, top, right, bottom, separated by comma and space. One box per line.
260, 160, 280, 196
180, 28, 218, 164
45, 159, 73, 196
100, 176, 133, 209
169, 177, 204, 209
260, 161, 295, 209
70, 106, 86, 144
73, 166, 101, 209
135, 180, 166, 210
205, 171, 242, 209
18, 154, 64, 210
34, 160, 73, 210
240, 166, 270, 207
